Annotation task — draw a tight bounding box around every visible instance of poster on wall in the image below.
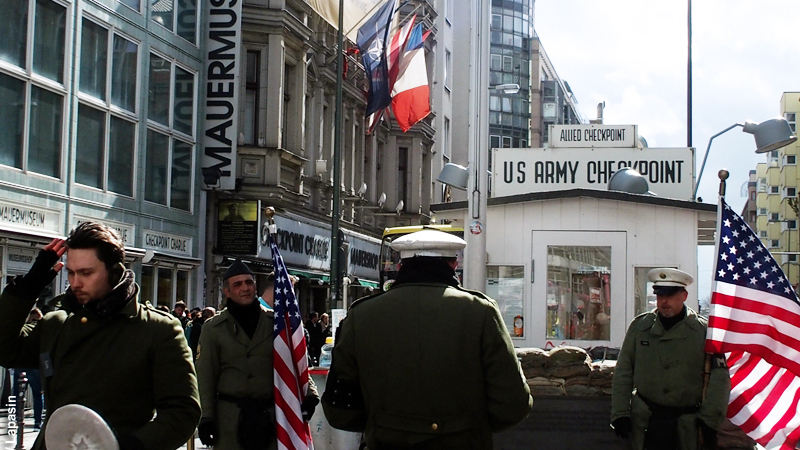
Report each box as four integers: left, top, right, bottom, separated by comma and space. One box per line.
217, 200, 259, 255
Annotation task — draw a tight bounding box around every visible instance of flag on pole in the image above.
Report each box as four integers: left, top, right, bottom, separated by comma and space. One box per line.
706, 198, 800, 450
356, 0, 397, 117
390, 23, 431, 132
270, 232, 313, 450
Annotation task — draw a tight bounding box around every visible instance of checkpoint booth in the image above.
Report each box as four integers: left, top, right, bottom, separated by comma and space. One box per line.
432, 124, 717, 349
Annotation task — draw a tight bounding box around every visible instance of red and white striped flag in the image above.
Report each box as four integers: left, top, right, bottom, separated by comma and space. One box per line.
706, 198, 800, 450
269, 232, 313, 450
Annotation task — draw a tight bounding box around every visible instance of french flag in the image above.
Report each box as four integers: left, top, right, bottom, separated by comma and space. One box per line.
390, 22, 431, 132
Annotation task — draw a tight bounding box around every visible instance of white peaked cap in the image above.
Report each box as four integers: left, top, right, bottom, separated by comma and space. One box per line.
390, 229, 467, 259
647, 267, 694, 288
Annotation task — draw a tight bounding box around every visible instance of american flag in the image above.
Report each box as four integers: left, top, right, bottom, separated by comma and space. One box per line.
269, 232, 313, 450
706, 198, 800, 450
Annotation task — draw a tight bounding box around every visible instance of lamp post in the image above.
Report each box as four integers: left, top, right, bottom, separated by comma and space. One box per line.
769, 218, 797, 287
693, 118, 797, 201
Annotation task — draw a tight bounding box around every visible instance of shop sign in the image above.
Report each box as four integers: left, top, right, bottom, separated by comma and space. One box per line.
201, 0, 243, 191
6, 247, 37, 272
143, 229, 193, 257
259, 216, 331, 271
0, 200, 60, 235
73, 215, 135, 246
492, 147, 694, 200
345, 230, 380, 280
548, 125, 637, 148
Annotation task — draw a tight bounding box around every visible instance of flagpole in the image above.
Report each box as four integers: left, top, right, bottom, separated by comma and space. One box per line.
710, 169, 728, 316
331, 0, 345, 309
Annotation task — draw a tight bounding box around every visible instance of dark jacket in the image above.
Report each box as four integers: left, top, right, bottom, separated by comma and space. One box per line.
322, 260, 532, 450
0, 271, 202, 450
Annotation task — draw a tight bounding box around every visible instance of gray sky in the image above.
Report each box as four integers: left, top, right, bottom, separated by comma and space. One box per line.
534, 0, 800, 300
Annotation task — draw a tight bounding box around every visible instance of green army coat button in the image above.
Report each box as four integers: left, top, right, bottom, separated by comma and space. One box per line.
431, 423, 438, 431
80, 317, 88, 324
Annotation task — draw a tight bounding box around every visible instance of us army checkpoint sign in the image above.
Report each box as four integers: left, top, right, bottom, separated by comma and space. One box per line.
491, 147, 695, 200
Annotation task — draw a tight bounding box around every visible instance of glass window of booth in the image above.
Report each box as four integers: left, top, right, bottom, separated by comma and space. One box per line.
546, 246, 611, 341
486, 265, 525, 338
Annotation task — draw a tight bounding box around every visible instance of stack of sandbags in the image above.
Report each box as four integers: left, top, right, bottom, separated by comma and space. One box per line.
516, 346, 616, 397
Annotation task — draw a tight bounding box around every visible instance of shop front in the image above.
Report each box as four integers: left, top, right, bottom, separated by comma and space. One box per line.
214, 200, 381, 315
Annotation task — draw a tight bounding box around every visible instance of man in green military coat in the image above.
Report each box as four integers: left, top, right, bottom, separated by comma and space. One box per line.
196, 260, 319, 450
0, 222, 201, 450
611, 268, 731, 450
322, 229, 533, 450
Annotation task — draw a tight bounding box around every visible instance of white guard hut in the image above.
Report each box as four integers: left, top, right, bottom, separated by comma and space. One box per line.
432, 124, 716, 349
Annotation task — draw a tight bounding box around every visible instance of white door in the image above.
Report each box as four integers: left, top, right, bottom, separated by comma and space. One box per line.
530, 230, 627, 349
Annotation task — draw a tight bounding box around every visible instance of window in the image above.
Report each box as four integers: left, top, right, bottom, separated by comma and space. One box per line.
490, 135, 500, 149
790, 254, 798, 263
117, 0, 140, 11
760, 230, 768, 238
397, 147, 408, 211
771, 185, 780, 194
758, 208, 767, 215
546, 246, 611, 341
76, 21, 138, 196
771, 213, 780, 222
151, 0, 197, 44
145, 52, 196, 211
443, 117, 450, 159
786, 155, 797, 165
243, 50, 259, 145
0, 0, 67, 178
757, 177, 767, 192
503, 55, 513, 72
140, 266, 191, 307
490, 54, 502, 71
502, 136, 512, 148
785, 187, 797, 198
750, 191, 755, 200
788, 220, 797, 230
491, 14, 501, 30
486, 265, 525, 338
444, 50, 451, 90
772, 240, 780, 248
786, 112, 796, 133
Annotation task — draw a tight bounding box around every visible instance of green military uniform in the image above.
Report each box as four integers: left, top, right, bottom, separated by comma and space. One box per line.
0, 271, 201, 450
322, 283, 533, 450
196, 305, 319, 450
611, 308, 731, 450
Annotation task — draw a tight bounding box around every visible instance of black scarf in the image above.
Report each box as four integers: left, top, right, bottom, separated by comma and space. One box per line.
226, 299, 261, 339
658, 306, 687, 331
392, 257, 460, 288
61, 270, 138, 318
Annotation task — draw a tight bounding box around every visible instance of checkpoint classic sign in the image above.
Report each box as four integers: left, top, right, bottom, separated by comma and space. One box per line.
491, 147, 695, 200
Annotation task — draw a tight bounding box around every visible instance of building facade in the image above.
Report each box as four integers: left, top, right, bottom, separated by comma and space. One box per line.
753, 92, 800, 291
0, 0, 205, 310
204, 0, 447, 313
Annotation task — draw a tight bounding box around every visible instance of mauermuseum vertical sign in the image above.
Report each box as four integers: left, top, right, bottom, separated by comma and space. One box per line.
202, 0, 242, 190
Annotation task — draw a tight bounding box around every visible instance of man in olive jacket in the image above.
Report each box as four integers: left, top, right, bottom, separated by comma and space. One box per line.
0, 222, 201, 450
196, 260, 319, 450
322, 229, 533, 450
611, 268, 730, 450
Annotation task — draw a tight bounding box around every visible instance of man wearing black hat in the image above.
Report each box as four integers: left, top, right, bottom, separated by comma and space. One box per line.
196, 259, 318, 450
611, 268, 730, 450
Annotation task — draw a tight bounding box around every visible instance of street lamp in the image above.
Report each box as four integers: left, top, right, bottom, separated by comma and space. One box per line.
693, 117, 797, 201
489, 83, 520, 95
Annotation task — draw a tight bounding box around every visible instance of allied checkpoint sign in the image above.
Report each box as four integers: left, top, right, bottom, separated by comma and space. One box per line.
491, 146, 695, 201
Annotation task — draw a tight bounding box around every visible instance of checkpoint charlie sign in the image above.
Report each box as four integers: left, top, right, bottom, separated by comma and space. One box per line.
492, 146, 695, 200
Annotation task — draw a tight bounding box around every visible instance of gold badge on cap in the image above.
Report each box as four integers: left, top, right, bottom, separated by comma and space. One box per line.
659, 273, 667, 279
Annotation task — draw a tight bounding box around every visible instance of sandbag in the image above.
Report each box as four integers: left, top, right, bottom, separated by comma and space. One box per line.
548, 346, 591, 367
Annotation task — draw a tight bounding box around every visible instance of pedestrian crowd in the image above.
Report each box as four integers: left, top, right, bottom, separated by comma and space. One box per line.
0, 222, 755, 450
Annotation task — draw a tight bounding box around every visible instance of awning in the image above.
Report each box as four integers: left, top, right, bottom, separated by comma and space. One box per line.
289, 269, 330, 282
354, 279, 379, 289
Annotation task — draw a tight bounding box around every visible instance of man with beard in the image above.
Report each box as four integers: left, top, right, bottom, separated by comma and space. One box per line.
0, 221, 201, 450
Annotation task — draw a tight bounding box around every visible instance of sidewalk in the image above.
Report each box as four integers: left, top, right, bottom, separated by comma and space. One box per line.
1, 413, 206, 450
